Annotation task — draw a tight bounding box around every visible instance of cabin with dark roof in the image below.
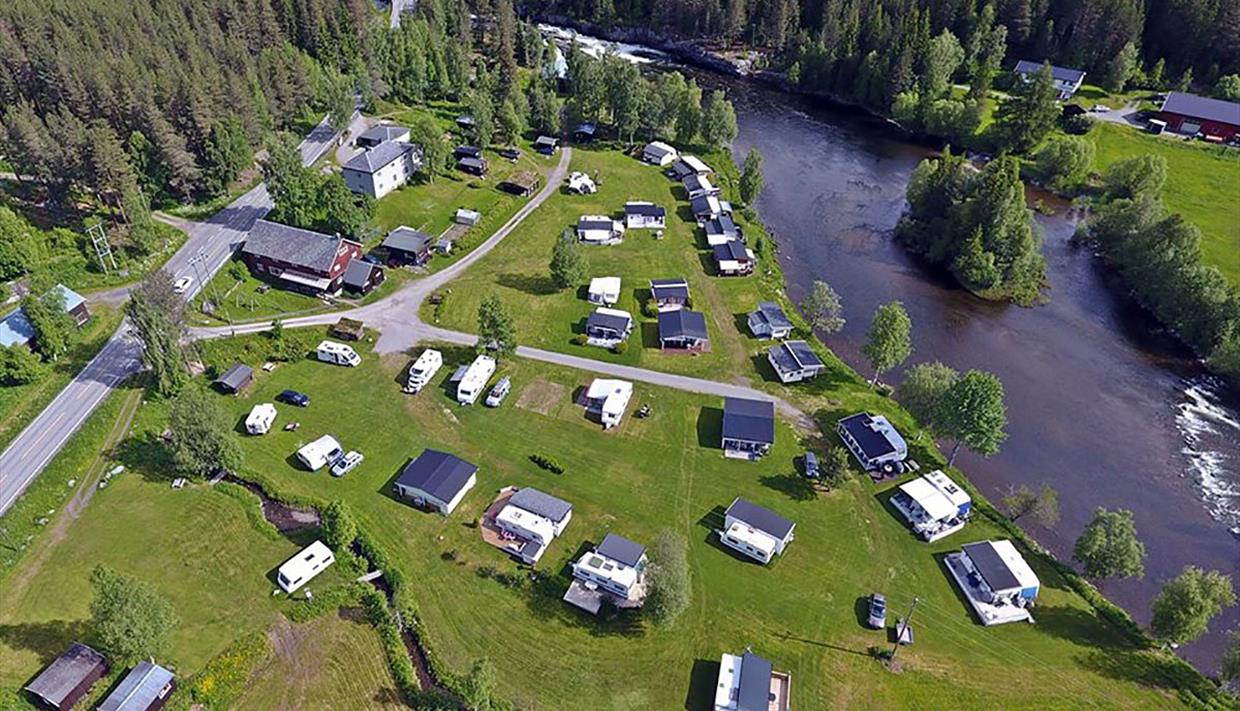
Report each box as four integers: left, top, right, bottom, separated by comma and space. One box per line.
649, 278, 691, 310
24, 642, 107, 710
213, 363, 253, 394
767, 341, 825, 383
713, 240, 755, 276
713, 650, 791, 711
657, 309, 709, 350
747, 301, 792, 339
572, 123, 596, 142
1159, 92, 1240, 140
381, 226, 435, 267
837, 412, 909, 472
585, 307, 633, 344
535, 135, 561, 154
623, 201, 666, 229
1013, 60, 1086, 99
342, 259, 385, 295
457, 155, 488, 176
96, 660, 176, 711
721, 397, 775, 459
499, 171, 541, 197
240, 220, 361, 296
356, 124, 410, 149
394, 449, 479, 515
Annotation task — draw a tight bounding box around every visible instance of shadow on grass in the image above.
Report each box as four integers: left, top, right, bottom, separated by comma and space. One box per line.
696, 505, 727, 533
497, 272, 559, 296
749, 352, 783, 384
854, 596, 875, 629
684, 658, 721, 711
640, 321, 661, 350
778, 630, 871, 658
1074, 648, 1209, 694
1035, 605, 1139, 651
759, 473, 817, 502
695, 407, 722, 449
519, 554, 645, 639
0, 619, 91, 669
114, 430, 176, 483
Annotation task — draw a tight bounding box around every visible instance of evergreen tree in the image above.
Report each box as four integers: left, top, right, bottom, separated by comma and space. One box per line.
700, 90, 739, 148
127, 270, 189, 397
203, 116, 252, 197
168, 385, 242, 478
994, 62, 1058, 152
263, 132, 316, 228
1104, 42, 1139, 92
549, 237, 587, 290
739, 148, 764, 205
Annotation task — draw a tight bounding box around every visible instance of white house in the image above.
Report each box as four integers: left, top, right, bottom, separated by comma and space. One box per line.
245, 403, 277, 435
945, 539, 1041, 625
587, 276, 621, 305
713, 651, 791, 711
683, 174, 720, 200
767, 341, 825, 383
316, 340, 361, 367
703, 214, 742, 246
1013, 60, 1086, 100
404, 348, 443, 394
393, 449, 478, 515
277, 540, 335, 593
837, 412, 909, 472
713, 240, 756, 276
623, 201, 666, 229
564, 533, 648, 614
585, 307, 633, 346
296, 434, 343, 471
642, 141, 678, 166
566, 171, 597, 194
891, 470, 973, 542
495, 488, 573, 565
577, 215, 625, 245
584, 378, 633, 429
719, 497, 795, 564
457, 354, 497, 405
747, 301, 793, 339
341, 141, 421, 199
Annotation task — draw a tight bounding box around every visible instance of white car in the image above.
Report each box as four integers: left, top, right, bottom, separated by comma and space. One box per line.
330, 450, 364, 477
173, 275, 194, 294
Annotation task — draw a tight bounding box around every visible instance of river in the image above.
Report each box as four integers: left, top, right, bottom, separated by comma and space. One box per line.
546, 26, 1240, 669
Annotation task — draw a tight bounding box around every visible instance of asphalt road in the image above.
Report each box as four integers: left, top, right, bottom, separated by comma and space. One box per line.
0, 116, 344, 516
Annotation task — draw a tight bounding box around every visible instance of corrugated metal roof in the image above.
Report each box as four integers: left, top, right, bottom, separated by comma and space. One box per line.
241, 219, 342, 273
1161, 92, 1240, 126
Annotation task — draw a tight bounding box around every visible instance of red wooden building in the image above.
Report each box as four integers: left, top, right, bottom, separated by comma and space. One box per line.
240, 219, 362, 296
1159, 92, 1240, 141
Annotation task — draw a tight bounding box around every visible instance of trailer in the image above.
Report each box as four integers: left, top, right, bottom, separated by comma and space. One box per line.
296, 434, 343, 471
316, 340, 361, 367
277, 540, 335, 593
404, 349, 444, 394
456, 355, 496, 405
244, 403, 277, 435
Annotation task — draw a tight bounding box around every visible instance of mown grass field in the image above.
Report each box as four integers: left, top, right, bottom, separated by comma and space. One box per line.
1089, 122, 1240, 285
185, 332, 1188, 710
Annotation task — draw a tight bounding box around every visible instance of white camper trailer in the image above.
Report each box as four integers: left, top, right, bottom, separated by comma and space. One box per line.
297, 434, 343, 471
244, 403, 277, 435
456, 355, 497, 405
277, 540, 336, 593
405, 349, 444, 393
316, 340, 361, 367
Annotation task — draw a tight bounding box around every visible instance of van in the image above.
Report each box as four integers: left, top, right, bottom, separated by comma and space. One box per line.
277, 540, 335, 593
404, 349, 443, 394
485, 377, 512, 407
316, 340, 361, 367
456, 355, 497, 405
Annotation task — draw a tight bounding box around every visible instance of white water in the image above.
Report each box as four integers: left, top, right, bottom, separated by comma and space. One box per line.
538, 23, 671, 65
1177, 377, 1240, 530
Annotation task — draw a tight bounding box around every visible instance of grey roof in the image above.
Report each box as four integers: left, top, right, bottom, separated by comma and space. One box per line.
597, 533, 646, 568
705, 214, 740, 237
1161, 92, 1240, 126
343, 259, 379, 288
456, 145, 482, 158
1014, 60, 1086, 84
650, 278, 690, 302
727, 497, 795, 540
737, 651, 775, 711
689, 194, 723, 216
723, 397, 775, 444
770, 340, 823, 372
751, 301, 791, 331
343, 141, 415, 174
587, 309, 632, 334
509, 487, 572, 522
624, 202, 666, 218
214, 363, 253, 391
97, 661, 175, 711
24, 643, 106, 707
578, 217, 616, 232
573, 123, 596, 135
838, 412, 896, 459
644, 142, 676, 159
658, 309, 708, 341
683, 174, 711, 193
963, 541, 1023, 591
0, 308, 35, 347
397, 449, 478, 503
458, 156, 486, 171
382, 226, 434, 254
714, 240, 751, 262
242, 219, 342, 273
358, 124, 408, 144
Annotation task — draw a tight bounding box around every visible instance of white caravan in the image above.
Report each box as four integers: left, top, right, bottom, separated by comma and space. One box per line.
316, 340, 361, 367
456, 355, 497, 405
405, 349, 444, 393
296, 434, 343, 471
277, 540, 336, 593
244, 403, 277, 435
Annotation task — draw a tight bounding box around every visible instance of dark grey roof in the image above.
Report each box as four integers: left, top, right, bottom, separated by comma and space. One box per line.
723, 397, 775, 444
751, 301, 791, 330
597, 533, 645, 568
705, 214, 740, 237
458, 156, 486, 170
242, 219, 342, 273
573, 123, 596, 135
509, 487, 572, 522
963, 541, 1022, 591
650, 278, 690, 301
456, 145, 482, 158
587, 309, 632, 334
342, 141, 415, 174
658, 309, 708, 341
689, 194, 723, 216
343, 259, 379, 288
214, 363, 253, 391
624, 202, 666, 218
644, 142, 676, 159
1161, 92, 1240, 126
578, 218, 615, 232
358, 124, 408, 144
771, 340, 823, 373
397, 449, 478, 503
683, 174, 711, 192
727, 497, 794, 540
1014, 60, 1086, 84
714, 240, 750, 262
97, 661, 175, 711
24, 643, 106, 707
837, 412, 896, 459
737, 651, 775, 711
382, 227, 434, 254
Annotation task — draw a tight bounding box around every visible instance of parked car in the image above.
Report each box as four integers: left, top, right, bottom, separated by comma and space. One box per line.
485, 376, 511, 407
802, 451, 819, 479
278, 389, 311, 407
331, 450, 364, 477
867, 593, 887, 629
173, 275, 194, 294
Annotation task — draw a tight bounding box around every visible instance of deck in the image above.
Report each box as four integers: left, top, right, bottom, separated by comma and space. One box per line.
944, 553, 1034, 626
768, 670, 792, 711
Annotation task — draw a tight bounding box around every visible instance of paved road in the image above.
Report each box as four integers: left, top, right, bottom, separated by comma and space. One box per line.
0, 117, 343, 516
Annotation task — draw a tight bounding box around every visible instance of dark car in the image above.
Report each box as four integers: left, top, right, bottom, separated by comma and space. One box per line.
278, 389, 310, 407
802, 451, 819, 479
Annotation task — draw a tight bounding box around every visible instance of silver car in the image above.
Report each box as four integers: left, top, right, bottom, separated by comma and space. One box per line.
484, 377, 511, 407
330, 451, 364, 477
867, 593, 887, 629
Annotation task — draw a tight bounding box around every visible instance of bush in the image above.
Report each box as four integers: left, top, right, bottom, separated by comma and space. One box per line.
529, 454, 565, 474
285, 583, 366, 623
571, 333, 587, 346
645, 530, 691, 626
642, 298, 659, 318
167, 632, 271, 711
320, 500, 359, 551
612, 340, 628, 354
1061, 112, 1093, 135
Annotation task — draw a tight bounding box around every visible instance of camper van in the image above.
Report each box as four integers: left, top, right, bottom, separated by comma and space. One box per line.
316, 340, 361, 367
456, 355, 496, 405
277, 540, 335, 593
244, 403, 277, 435
296, 434, 343, 471
404, 349, 444, 394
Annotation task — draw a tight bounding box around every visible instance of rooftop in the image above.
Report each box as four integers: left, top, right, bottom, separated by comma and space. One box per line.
751, 301, 791, 331
342, 259, 380, 288
650, 278, 690, 301
723, 397, 775, 444
596, 532, 646, 568
96, 660, 175, 711
396, 449, 478, 503
342, 140, 416, 174
358, 124, 408, 144
509, 487, 572, 523
1013, 60, 1086, 84
962, 539, 1040, 592
241, 219, 345, 273
383, 226, 434, 254
714, 240, 751, 262
658, 309, 708, 341
624, 201, 666, 217
214, 363, 253, 391
769, 340, 823, 372
726, 497, 794, 540
587, 307, 633, 333
1160, 91, 1240, 125
24, 642, 106, 707
837, 412, 906, 460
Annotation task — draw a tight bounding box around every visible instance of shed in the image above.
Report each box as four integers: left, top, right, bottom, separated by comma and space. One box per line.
499, 171, 541, 197
455, 208, 482, 226
535, 135, 561, 154
394, 449, 479, 515
24, 642, 107, 710
96, 660, 176, 711
214, 363, 253, 394
331, 317, 365, 341
382, 226, 434, 266
657, 309, 708, 350
573, 123, 596, 141
342, 260, 385, 295
457, 156, 487, 176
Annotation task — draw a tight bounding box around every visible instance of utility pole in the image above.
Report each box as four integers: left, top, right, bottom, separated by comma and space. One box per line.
890, 596, 920, 662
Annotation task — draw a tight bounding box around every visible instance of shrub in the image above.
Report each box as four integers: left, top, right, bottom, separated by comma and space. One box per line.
321, 500, 359, 551
645, 530, 691, 626
642, 298, 659, 318
571, 334, 587, 346
612, 341, 628, 354
167, 632, 271, 711
529, 454, 565, 474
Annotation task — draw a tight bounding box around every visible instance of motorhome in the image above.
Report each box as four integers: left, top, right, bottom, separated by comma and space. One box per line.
276, 540, 335, 593
405, 348, 443, 393
296, 434, 343, 471
316, 340, 361, 367
456, 355, 497, 405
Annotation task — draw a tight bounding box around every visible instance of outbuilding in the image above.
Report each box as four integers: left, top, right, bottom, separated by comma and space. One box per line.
342, 259, 385, 295
682, 174, 720, 199
657, 309, 709, 350
587, 276, 621, 305
767, 341, 825, 383
24, 642, 107, 710
690, 194, 731, 224
584, 378, 633, 429
747, 301, 792, 339
457, 156, 487, 176
721, 397, 775, 459
214, 363, 253, 394
668, 154, 713, 180
1159, 91, 1240, 140
719, 497, 796, 564
455, 208, 482, 226
649, 278, 691, 310
96, 660, 176, 711
499, 170, 541, 197
382, 226, 435, 267
356, 123, 410, 149
642, 141, 678, 166
572, 123, 596, 142
837, 412, 908, 472
394, 449, 479, 515
535, 135, 561, 154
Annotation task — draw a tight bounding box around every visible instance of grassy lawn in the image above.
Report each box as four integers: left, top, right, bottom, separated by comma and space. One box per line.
183, 333, 1187, 709
188, 257, 335, 326
1090, 122, 1240, 285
